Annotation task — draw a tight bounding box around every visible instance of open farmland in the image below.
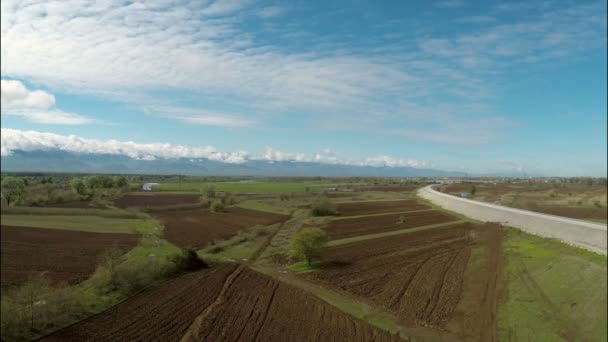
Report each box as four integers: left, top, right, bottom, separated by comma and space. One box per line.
181, 267, 401, 342
357, 185, 419, 192
154, 181, 332, 193
114, 193, 201, 208
40, 264, 237, 341
153, 207, 288, 249
303, 223, 504, 340
0, 225, 139, 288
0, 214, 149, 234
443, 183, 608, 223
323, 209, 458, 240
336, 199, 430, 216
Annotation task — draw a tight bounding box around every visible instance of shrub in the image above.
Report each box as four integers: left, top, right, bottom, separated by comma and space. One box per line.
290, 228, 329, 265
1, 176, 26, 206
170, 248, 207, 272
311, 197, 336, 216
210, 200, 225, 213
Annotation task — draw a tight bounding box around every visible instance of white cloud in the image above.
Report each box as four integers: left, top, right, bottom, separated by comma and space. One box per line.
435, 0, 464, 8
0, 128, 428, 168
148, 105, 257, 128
1, 79, 95, 125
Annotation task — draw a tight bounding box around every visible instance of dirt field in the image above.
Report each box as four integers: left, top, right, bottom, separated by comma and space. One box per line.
304, 223, 504, 340
443, 183, 607, 222
358, 185, 419, 192
336, 200, 430, 216
114, 193, 201, 208
40, 264, 237, 341
183, 267, 401, 342
323, 210, 458, 240
153, 207, 288, 249
0, 226, 140, 288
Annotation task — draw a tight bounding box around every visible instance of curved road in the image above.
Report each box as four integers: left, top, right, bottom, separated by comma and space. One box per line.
418, 184, 607, 255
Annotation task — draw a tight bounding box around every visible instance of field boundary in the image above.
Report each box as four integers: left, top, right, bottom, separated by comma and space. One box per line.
419, 185, 607, 255
327, 220, 467, 247
331, 208, 434, 220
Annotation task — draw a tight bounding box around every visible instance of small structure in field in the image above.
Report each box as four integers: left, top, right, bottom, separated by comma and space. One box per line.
460, 192, 469, 198
142, 183, 160, 191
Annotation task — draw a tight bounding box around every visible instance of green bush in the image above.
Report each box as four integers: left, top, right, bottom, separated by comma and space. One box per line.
311, 197, 336, 216
210, 200, 225, 213
170, 248, 207, 272
290, 227, 329, 265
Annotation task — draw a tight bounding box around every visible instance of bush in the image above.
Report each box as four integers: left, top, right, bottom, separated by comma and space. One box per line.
210, 200, 225, 213
170, 248, 207, 272
311, 197, 336, 216
290, 227, 329, 265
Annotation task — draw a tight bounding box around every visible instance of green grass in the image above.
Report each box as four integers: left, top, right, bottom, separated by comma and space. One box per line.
0, 214, 156, 234
198, 224, 280, 263
499, 227, 607, 341
154, 181, 332, 193
236, 200, 295, 215
1, 206, 148, 219
326, 220, 467, 247
287, 261, 328, 273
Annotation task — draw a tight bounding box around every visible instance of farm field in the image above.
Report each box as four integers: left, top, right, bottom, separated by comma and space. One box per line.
0, 214, 149, 234
0, 225, 139, 288
443, 183, 608, 223
153, 207, 288, 249
114, 193, 201, 208
499, 228, 607, 341
335, 199, 430, 216
181, 267, 401, 342
154, 181, 332, 193
40, 264, 237, 341
323, 209, 458, 240
303, 222, 504, 340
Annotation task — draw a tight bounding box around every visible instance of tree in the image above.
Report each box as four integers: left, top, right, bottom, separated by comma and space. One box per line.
113, 176, 128, 188
203, 185, 216, 198
469, 184, 477, 196
210, 200, 225, 213
311, 197, 336, 216
290, 228, 329, 265
70, 178, 88, 199
1, 176, 26, 206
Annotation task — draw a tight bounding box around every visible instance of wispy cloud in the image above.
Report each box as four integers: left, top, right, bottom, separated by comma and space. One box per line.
257, 5, 287, 18
1, 79, 96, 125
0, 128, 428, 168
435, 0, 464, 9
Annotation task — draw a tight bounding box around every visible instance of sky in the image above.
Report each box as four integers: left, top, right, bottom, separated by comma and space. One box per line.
1, 0, 607, 176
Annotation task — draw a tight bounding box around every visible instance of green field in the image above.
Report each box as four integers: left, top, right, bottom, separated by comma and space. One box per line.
154, 181, 332, 193
499, 228, 607, 341
0, 214, 155, 234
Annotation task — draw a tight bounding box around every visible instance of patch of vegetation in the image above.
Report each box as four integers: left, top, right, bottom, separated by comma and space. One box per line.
199, 224, 278, 263
237, 200, 295, 215
287, 261, 327, 273
499, 227, 607, 341
209, 200, 225, 213
155, 181, 332, 193
0, 214, 155, 234
290, 227, 329, 265
310, 198, 336, 216
0, 206, 148, 219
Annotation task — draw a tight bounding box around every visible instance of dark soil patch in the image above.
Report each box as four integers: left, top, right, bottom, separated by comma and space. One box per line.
39, 264, 237, 342
114, 193, 201, 208
153, 207, 288, 249
336, 200, 430, 216
324, 210, 458, 240
0, 226, 139, 289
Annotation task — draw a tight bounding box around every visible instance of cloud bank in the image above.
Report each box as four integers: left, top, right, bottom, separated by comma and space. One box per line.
0, 128, 428, 168
1, 79, 95, 125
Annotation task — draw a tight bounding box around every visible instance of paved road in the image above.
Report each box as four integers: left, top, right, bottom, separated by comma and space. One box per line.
418, 185, 607, 255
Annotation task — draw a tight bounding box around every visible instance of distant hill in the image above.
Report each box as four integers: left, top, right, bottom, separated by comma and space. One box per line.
1, 150, 467, 177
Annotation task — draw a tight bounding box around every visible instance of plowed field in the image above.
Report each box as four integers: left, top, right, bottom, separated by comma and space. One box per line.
40, 264, 237, 341
324, 210, 458, 239
336, 200, 429, 216
183, 268, 401, 342
0, 226, 139, 288
359, 185, 418, 192
153, 207, 288, 249
305, 223, 503, 339
115, 193, 201, 208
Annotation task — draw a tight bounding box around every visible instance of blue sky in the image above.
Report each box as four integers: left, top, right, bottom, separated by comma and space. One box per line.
1, 0, 606, 176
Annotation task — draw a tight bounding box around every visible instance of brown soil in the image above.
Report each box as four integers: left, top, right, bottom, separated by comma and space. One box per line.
183, 267, 401, 342
152, 207, 288, 249
39, 264, 238, 342
323, 210, 458, 240
45, 201, 92, 208
0, 226, 139, 289
531, 206, 607, 221
114, 193, 201, 208
304, 223, 504, 340
359, 185, 419, 192
336, 199, 430, 216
